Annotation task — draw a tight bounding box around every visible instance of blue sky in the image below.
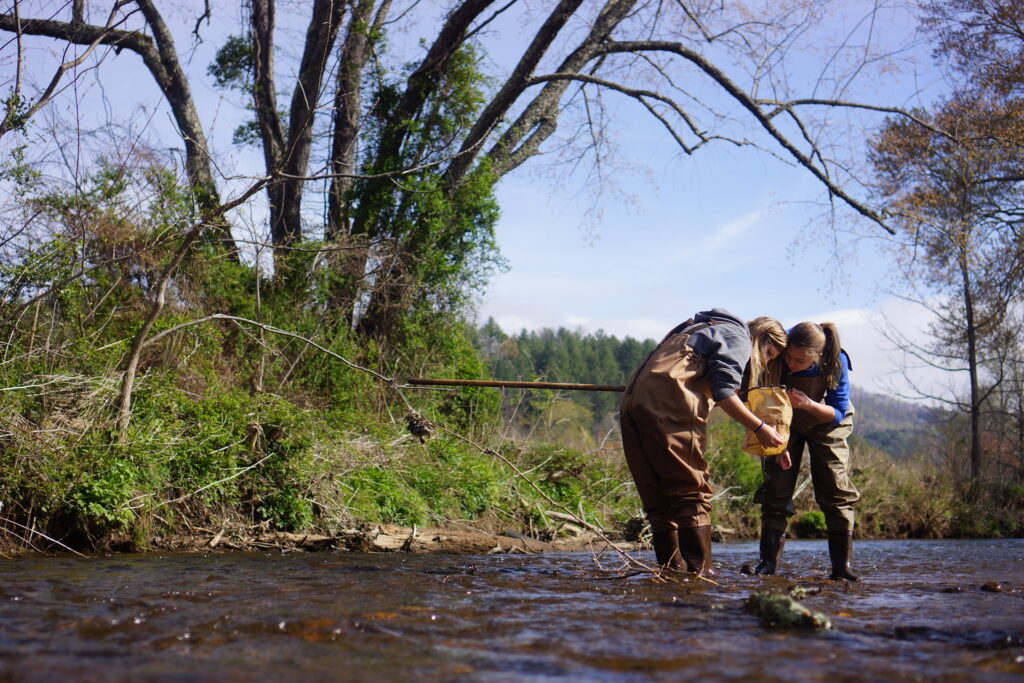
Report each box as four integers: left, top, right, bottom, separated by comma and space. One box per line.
467, 2, 951, 398
478, 154, 930, 396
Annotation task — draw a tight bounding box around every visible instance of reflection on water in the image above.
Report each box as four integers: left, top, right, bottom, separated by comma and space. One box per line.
0, 539, 1021, 681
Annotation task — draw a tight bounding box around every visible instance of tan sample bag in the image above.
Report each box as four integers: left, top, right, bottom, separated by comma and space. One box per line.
742, 385, 792, 456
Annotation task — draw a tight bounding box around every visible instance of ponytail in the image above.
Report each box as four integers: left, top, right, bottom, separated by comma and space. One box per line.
820, 322, 843, 390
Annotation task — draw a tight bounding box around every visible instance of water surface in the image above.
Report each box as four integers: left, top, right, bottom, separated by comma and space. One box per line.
0, 539, 1021, 681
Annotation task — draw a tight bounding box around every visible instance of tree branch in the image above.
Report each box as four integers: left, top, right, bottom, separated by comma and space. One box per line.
596, 39, 895, 234
0, 3, 238, 256
445, 0, 586, 188
484, 0, 638, 178
116, 176, 270, 437
757, 97, 956, 141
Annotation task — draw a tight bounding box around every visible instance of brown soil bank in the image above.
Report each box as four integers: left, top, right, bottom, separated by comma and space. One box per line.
145, 524, 640, 556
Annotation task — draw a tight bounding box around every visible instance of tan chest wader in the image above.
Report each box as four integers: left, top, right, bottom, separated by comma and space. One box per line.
619, 321, 721, 575
750, 360, 861, 580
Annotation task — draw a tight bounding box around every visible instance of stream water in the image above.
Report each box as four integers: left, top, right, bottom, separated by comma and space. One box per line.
0, 539, 1021, 681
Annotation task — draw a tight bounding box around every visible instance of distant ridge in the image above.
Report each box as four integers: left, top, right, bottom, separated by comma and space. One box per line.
851, 386, 937, 459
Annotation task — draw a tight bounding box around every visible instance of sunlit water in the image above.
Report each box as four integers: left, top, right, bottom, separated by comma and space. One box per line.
0, 539, 1021, 681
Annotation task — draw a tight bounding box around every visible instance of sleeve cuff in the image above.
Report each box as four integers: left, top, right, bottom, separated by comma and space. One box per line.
832, 407, 843, 424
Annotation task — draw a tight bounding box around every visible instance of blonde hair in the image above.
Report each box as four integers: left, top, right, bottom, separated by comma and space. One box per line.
747, 317, 787, 387
787, 321, 843, 389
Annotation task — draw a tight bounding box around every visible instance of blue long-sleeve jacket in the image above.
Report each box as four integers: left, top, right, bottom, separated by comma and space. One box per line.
787, 349, 851, 424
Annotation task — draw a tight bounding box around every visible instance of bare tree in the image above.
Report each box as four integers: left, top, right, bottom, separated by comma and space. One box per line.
4, 1, 924, 336
0, 1, 236, 257
870, 94, 1024, 478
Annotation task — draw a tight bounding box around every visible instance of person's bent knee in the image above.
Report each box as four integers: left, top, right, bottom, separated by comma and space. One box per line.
822, 509, 855, 533
761, 517, 789, 532
677, 512, 711, 528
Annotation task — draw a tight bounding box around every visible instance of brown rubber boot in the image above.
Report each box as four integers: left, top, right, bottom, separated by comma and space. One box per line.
828, 530, 859, 581
677, 525, 715, 576
750, 526, 786, 575
651, 529, 682, 569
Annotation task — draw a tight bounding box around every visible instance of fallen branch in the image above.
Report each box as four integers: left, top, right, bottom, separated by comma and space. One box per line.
406, 377, 625, 392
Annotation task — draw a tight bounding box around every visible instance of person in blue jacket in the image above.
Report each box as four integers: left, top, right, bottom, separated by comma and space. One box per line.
746, 321, 860, 581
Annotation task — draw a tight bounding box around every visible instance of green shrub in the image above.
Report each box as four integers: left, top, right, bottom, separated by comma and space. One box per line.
706, 418, 763, 503
792, 510, 827, 538
342, 466, 431, 526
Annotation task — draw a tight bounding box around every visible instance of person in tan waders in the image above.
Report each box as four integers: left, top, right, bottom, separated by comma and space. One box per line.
620, 310, 787, 576
745, 321, 860, 581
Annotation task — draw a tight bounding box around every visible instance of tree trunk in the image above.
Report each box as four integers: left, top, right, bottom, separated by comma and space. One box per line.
249, 0, 287, 251
326, 0, 386, 240
351, 0, 498, 337
961, 245, 982, 479
276, 0, 347, 247
350, 0, 497, 241
250, 0, 346, 277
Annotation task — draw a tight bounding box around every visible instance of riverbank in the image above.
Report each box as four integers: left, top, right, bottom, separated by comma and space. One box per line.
140, 523, 636, 556
4, 516, 1022, 558
2, 378, 1021, 555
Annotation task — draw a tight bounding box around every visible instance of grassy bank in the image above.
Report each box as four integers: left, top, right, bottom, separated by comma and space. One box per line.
3, 355, 1020, 553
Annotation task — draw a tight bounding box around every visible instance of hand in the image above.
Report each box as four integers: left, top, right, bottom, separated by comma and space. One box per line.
756, 423, 784, 449
775, 451, 791, 470
787, 387, 812, 410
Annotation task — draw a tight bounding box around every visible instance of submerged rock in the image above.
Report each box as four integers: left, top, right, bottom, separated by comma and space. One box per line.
744, 590, 832, 630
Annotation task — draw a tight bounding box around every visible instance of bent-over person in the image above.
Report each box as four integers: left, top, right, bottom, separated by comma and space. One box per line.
620, 309, 786, 576
748, 321, 860, 581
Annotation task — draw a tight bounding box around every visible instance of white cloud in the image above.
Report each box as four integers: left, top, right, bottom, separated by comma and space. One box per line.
701, 208, 766, 252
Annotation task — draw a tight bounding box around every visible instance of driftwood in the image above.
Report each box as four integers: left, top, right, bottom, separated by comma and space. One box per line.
153, 524, 635, 555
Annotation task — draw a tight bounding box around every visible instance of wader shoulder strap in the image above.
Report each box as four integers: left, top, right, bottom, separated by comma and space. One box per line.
626, 319, 718, 394
739, 361, 752, 401
663, 316, 722, 338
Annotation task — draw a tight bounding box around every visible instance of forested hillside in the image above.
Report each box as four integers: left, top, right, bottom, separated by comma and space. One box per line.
850, 387, 937, 460
475, 318, 654, 418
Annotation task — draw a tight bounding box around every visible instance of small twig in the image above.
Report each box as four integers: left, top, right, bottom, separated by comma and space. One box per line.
0, 514, 87, 557
154, 452, 274, 509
